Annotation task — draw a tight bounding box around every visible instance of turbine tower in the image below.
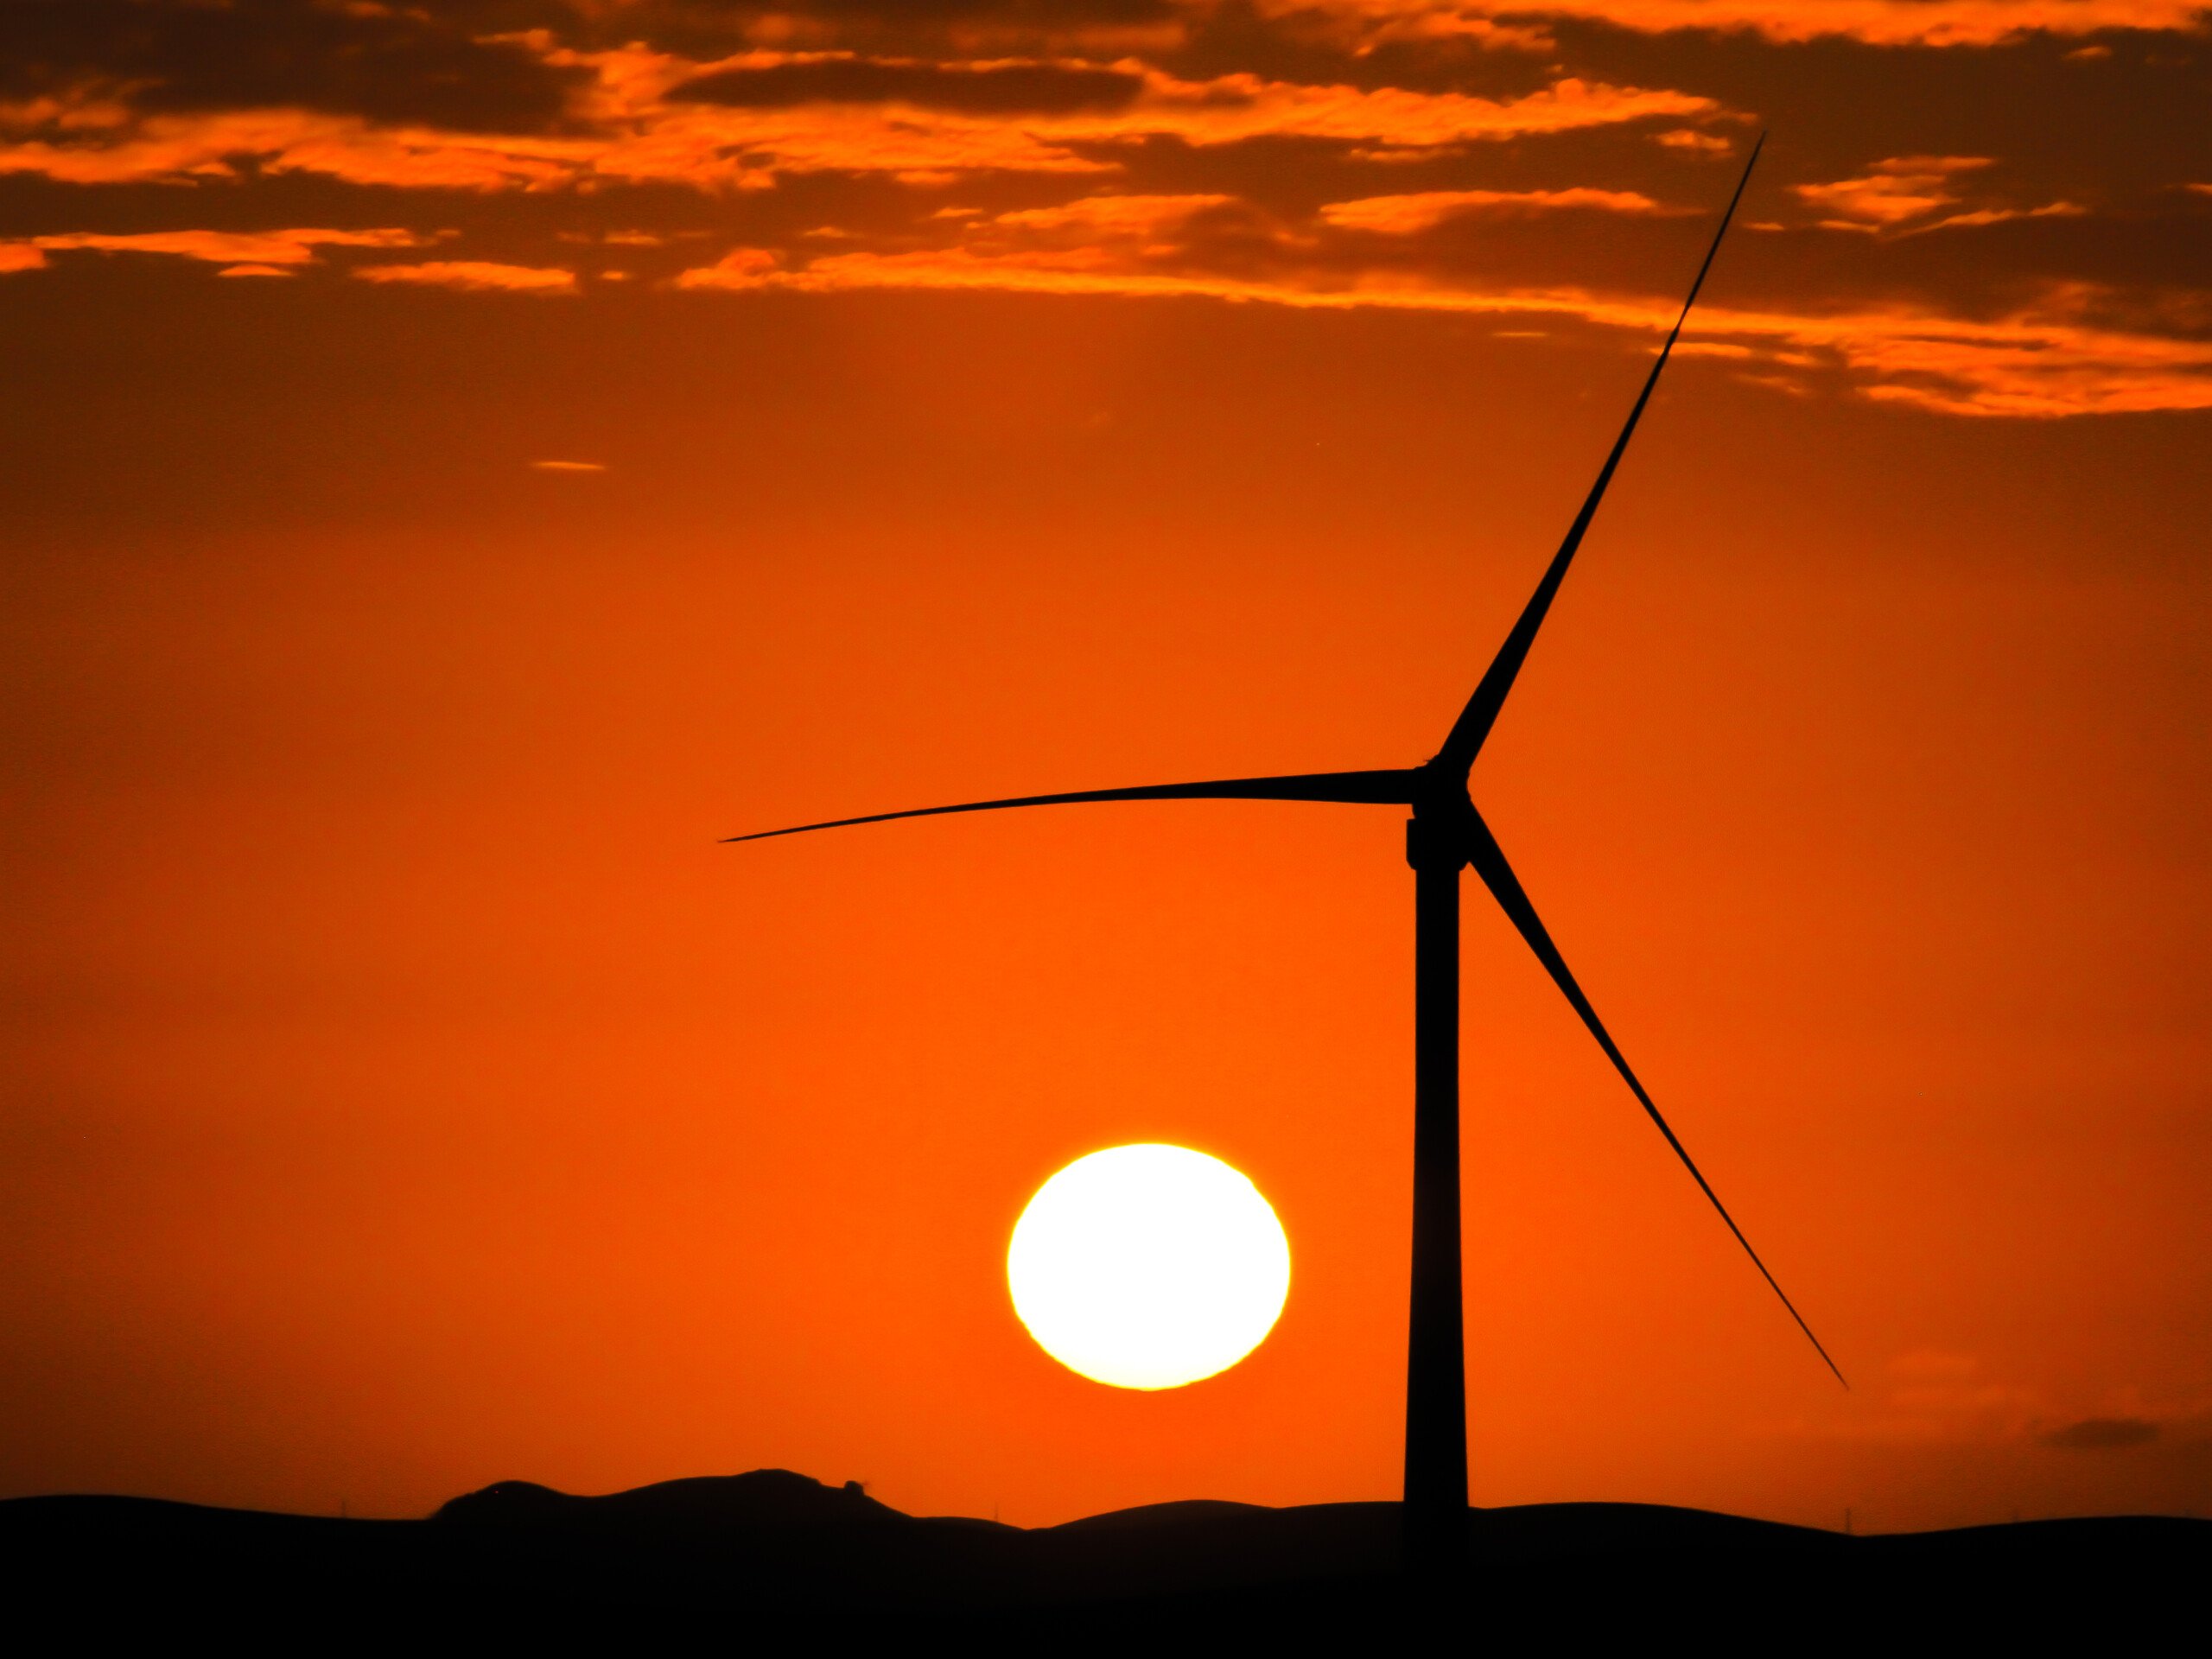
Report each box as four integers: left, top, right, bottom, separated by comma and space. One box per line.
728, 134, 1841, 1573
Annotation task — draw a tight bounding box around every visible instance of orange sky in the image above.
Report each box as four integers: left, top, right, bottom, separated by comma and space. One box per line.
3, 1, 2209, 1534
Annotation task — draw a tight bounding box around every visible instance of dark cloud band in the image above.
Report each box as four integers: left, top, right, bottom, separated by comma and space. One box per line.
0, 0, 586, 134
669, 58, 1146, 116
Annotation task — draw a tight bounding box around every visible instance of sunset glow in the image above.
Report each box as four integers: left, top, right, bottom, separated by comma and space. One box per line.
2, 0, 2209, 1541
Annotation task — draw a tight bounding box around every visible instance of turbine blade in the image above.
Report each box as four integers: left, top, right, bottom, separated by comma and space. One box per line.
725, 768, 1419, 843
1436, 134, 1766, 774
1457, 804, 1847, 1388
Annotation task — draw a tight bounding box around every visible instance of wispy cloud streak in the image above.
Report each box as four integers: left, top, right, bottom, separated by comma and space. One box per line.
0, 53, 1715, 192
676, 244, 2212, 416
1320, 187, 1677, 232
354, 260, 578, 293
1257, 0, 2212, 48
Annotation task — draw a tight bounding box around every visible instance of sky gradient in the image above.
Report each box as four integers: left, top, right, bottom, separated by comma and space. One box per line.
3, 1, 2209, 1533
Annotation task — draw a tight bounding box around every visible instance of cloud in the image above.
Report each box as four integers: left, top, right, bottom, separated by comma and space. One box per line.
1241, 0, 1554, 49
1793, 156, 2091, 237
2041, 1416, 2159, 1451
565, 52, 1725, 188
668, 54, 1147, 115
1897, 200, 2088, 233
671, 240, 2212, 418
1794, 156, 1993, 229
529, 459, 607, 473
2, 5, 2202, 429
1319, 186, 1675, 233
0, 1, 2199, 213
0, 0, 586, 133
993, 193, 1237, 233
0, 105, 594, 189
16, 0, 2190, 105
21, 226, 422, 266
674, 246, 785, 289
354, 260, 578, 293
0, 42, 1719, 193
1254, 1, 2212, 49
1110, 68, 1714, 148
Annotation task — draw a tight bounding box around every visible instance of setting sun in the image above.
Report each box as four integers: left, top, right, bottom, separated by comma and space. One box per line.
1007, 1146, 1292, 1391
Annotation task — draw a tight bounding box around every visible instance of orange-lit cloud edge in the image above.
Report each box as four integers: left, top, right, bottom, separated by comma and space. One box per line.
0, 58, 1718, 191
1256, 0, 2211, 49
3, 17, 2209, 418
673, 243, 2212, 418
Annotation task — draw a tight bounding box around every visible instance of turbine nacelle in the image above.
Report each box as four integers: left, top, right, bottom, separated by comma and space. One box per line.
1406, 768, 1478, 874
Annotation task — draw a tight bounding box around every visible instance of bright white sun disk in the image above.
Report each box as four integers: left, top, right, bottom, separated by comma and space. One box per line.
1007, 1143, 1291, 1390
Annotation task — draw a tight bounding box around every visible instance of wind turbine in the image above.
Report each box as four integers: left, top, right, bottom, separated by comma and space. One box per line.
728, 135, 1842, 1573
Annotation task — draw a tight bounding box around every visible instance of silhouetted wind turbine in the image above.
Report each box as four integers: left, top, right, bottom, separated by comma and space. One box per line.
728, 134, 1841, 1573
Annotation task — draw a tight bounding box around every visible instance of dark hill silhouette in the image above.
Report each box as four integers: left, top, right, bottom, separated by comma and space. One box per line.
5, 1470, 2202, 1640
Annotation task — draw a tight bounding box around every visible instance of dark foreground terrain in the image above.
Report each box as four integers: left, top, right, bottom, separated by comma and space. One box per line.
6, 1470, 2203, 1643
